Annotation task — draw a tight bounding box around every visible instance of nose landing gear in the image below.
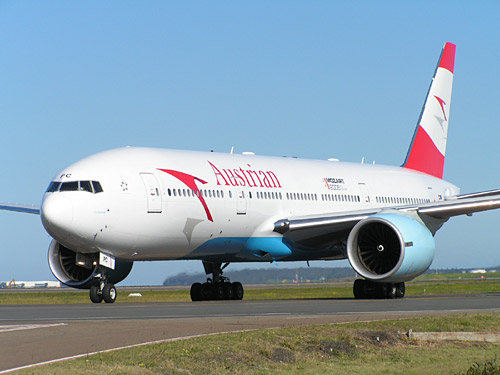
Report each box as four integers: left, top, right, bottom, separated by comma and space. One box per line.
89, 269, 117, 303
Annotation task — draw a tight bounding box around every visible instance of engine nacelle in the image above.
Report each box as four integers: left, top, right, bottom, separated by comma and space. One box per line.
347, 213, 435, 283
48, 240, 133, 289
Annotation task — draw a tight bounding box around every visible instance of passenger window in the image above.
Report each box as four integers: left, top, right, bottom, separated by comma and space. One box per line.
92, 181, 104, 193
80, 181, 93, 193
60, 181, 78, 191
168, 189, 172, 196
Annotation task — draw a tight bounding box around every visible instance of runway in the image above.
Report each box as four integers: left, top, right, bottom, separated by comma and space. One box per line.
1, 293, 500, 372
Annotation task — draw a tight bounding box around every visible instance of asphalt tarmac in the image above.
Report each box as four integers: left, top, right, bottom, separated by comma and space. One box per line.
1, 293, 500, 372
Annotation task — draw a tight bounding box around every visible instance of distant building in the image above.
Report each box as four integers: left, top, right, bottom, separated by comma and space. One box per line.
0, 280, 61, 289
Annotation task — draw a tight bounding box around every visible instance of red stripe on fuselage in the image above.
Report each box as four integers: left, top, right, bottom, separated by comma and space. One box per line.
404, 126, 445, 179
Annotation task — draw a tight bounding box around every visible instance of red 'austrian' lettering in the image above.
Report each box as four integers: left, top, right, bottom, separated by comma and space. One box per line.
207, 161, 282, 188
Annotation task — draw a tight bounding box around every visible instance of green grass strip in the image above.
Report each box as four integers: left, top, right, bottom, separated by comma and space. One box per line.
1, 277, 499, 305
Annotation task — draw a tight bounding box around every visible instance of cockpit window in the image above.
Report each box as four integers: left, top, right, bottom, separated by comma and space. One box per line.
46, 181, 61, 193
46, 180, 104, 194
59, 181, 79, 191
79, 181, 93, 192
92, 181, 103, 193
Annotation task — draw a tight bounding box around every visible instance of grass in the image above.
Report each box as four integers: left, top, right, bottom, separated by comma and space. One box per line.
16, 312, 500, 375
414, 272, 500, 281
1, 276, 499, 305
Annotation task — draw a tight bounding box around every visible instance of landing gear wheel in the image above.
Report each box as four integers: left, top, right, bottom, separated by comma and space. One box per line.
89, 285, 103, 303
201, 283, 211, 300
395, 282, 405, 298
224, 283, 234, 300
102, 283, 117, 303
353, 279, 366, 299
353, 280, 405, 299
377, 283, 388, 299
190, 282, 202, 301
386, 283, 397, 299
214, 284, 225, 300
232, 282, 244, 300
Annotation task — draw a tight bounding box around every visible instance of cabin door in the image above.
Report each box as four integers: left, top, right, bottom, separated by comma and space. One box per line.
140, 173, 163, 213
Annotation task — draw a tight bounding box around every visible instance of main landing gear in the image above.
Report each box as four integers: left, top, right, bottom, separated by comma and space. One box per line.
190, 262, 244, 302
353, 279, 405, 299
89, 269, 117, 303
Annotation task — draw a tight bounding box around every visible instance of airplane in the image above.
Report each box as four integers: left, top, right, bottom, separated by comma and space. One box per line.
2, 42, 500, 304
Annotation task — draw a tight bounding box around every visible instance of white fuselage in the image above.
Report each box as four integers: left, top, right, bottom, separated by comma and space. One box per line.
40, 147, 459, 263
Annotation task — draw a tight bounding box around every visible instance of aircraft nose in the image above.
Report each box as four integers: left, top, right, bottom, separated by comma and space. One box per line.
41, 194, 74, 239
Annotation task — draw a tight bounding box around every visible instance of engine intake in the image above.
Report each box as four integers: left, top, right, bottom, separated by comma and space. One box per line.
347, 213, 435, 282
48, 240, 133, 289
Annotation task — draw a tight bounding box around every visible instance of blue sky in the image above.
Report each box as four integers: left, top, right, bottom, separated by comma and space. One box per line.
1, 1, 499, 285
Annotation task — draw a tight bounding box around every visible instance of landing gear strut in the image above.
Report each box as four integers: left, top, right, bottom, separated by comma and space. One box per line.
89, 268, 117, 303
353, 279, 405, 299
190, 262, 244, 302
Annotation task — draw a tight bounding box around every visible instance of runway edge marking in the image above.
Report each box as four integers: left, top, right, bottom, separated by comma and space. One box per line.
0, 323, 66, 333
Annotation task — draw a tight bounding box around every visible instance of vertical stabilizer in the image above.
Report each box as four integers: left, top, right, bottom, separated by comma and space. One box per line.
403, 42, 455, 179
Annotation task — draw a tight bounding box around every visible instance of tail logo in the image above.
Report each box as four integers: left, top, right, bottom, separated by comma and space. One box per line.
158, 169, 214, 222
434, 95, 448, 121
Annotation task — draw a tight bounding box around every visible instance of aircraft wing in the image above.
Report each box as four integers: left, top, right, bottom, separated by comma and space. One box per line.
0, 203, 40, 215
274, 191, 500, 248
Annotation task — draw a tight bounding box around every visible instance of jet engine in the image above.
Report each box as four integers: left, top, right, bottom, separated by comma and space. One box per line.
347, 213, 435, 283
48, 240, 133, 289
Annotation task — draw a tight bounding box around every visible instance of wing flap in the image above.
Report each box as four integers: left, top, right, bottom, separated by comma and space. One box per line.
418, 195, 500, 219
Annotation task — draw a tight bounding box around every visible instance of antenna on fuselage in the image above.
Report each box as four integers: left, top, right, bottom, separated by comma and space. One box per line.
230, 146, 234, 154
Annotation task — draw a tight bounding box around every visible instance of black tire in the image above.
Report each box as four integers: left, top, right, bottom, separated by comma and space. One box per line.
214, 284, 225, 300
89, 285, 103, 303
201, 283, 211, 301
232, 282, 244, 300
224, 283, 234, 300
353, 279, 366, 299
395, 282, 405, 298
386, 283, 397, 299
102, 283, 117, 303
190, 283, 202, 301
377, 283, 388, 299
